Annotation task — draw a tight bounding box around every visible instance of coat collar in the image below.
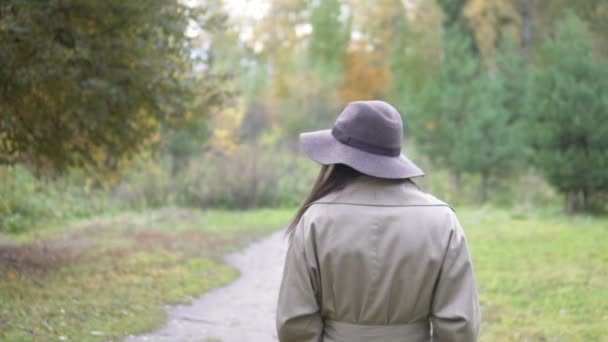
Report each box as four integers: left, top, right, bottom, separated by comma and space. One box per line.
312, 176, 450, 208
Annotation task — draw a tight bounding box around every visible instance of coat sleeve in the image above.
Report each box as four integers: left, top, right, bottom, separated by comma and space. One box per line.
430, 212, 481, 342
276, 215, 323, 342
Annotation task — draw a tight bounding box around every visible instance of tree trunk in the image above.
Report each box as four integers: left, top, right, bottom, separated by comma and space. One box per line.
449, 171, 462, 203
480, 170, 490, 204
566, 190, 577, 214
581, 188, 589, 212
251, 144, 258, 208
170, 153, 190, 178
170, 155, 180, 177
521, 0, 533, 64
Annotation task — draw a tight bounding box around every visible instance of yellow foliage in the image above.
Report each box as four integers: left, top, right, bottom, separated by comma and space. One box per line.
340, 50, 390, 103
251, 0, 308, 55
347, 0, 405, 52
425, 120, 438, 131
463, 0, 521, 69
206, 100, 245, 156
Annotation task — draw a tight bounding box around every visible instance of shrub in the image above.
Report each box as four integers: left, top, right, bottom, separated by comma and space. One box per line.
0, 166, 112, 233
182, 143, 318, 209
113, 157, 177, 209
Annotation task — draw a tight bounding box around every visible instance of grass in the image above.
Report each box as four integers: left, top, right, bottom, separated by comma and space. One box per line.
1, 206, 606, 341
458, 207, 608, 341
0, 207, 294, 341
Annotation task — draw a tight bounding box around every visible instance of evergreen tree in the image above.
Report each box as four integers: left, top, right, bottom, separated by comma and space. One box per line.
413, 29, 525, 202
529, 13, 608, 212
459, 72, 526, 202
412, 29, 478, 180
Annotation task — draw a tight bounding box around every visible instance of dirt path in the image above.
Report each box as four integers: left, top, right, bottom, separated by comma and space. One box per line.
124, 230, 287, 342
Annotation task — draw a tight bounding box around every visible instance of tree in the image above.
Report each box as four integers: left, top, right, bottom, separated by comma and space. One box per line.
248, 0, 351, 138
495, 35, 532, 127
412, 29, 525, 202
0, 0, 226, 172
458, 71, 526, 202
528, 13, 608, 212
306, 0, 350, 127
340, 49, 389, 104
437, 0, 608, 68
436, 0, 469, 32
462, 0, 522, 69
308, 0, 350, 77
412, 30, 478, 176
386, 3, 441, 114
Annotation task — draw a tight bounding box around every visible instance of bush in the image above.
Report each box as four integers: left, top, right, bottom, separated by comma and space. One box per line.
113, 157, 177, 209
0, 166, 113, 233
0, 141, 560, 235
407, 142, 558, 208
0, 166, 49, 233
182, 143, 318, 209
110, 142, 319, 210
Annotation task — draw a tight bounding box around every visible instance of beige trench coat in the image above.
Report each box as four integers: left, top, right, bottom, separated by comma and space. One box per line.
276, 176, 480, 342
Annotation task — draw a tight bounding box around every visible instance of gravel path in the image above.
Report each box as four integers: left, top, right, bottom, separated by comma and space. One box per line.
124, 230, 287, 342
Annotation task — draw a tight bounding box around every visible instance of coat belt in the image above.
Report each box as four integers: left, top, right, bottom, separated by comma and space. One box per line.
323, 320, 431, 342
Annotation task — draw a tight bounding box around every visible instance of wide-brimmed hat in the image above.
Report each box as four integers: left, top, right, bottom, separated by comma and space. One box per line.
300, 100, 424, 179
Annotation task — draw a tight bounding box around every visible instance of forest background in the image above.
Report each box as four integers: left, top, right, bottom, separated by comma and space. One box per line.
1, 0, 607, 341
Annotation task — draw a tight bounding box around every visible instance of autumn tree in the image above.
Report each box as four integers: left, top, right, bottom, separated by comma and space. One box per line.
0, 0, 227, 173
340, 0, 404, 103
462, 0, 521, 69
528, 13, 608, 212
437, 0, 608, 68
248, 0, 351, 136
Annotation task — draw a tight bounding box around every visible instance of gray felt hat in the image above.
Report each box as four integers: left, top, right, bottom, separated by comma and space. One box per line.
300, 100, 424, 179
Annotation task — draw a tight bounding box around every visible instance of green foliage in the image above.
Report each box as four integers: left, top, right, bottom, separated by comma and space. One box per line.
436, 0, 468, 30
308, 0, 350, 78
114, 145, 318, 210
412, 29, 526, 201
413, 30, 479, 170
0, 0, 226, 171
457, 73, 526, 201
113, 157, 178, 209
528, 12, 608, 211
386, 6, 429, 107
181, 144, 317, 209
0, 144, 316, 233
0, 165, 114, 233
495, 35, 532, 124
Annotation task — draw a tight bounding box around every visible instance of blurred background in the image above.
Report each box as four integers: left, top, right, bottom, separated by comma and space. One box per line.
1, 0, 607, 341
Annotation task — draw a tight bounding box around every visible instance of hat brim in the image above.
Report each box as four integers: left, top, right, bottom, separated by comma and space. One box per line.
300, 130, 425, 179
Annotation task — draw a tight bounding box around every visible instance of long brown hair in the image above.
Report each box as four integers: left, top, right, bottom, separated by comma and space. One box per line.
286, 164, 362, 239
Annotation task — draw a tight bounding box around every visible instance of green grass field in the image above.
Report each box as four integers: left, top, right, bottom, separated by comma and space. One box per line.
0, 207, 606, 341
0, 208, 294, 341
461, 207, 608, 341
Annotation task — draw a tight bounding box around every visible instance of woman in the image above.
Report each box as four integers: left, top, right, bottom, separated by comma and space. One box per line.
276, 101, 481, 342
